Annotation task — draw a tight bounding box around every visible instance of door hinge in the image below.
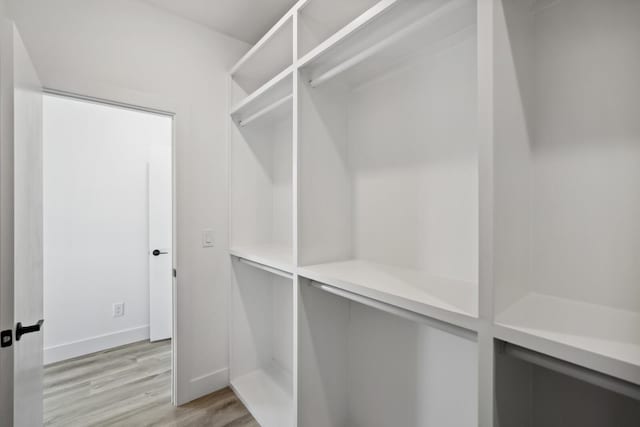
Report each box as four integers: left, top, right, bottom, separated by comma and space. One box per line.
1, 329, 12, 348
173, 268, 177, 278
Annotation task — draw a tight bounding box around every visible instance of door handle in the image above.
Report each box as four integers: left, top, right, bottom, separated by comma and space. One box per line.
16, 319, 44, 341
152, 249, 168, 256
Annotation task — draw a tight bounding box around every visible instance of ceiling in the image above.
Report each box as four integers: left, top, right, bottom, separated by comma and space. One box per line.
142, 0, 298, 44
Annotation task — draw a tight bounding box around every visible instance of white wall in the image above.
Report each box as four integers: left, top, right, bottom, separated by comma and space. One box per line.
7, 0, 249, 403
42, 95, 171, 364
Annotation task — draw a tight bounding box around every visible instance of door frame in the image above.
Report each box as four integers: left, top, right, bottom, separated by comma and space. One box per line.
0, 16, 17, 424
42, 88, 180, 404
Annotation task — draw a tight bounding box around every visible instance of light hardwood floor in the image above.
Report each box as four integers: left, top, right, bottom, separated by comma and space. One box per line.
44, 340, 259, 426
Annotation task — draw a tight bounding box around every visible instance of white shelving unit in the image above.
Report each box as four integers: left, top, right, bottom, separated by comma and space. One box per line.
298, 279, 478, 427
229, 55, 293, 271
226, 0, 640, 425
229, 258, 294, 427
493, 0, 640, 387
297, 0, 479, 324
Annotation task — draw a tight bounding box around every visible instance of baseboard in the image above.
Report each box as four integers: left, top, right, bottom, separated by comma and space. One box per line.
186, 367, 229, 403
44, 325, 150, 365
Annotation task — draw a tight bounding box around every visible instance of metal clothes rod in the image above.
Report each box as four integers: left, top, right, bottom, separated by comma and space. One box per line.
238, 94, 293, 127
309, 281, 476, 341
502, 343, 640, 401
235, 256, 293, 279
308, 0, 468, 88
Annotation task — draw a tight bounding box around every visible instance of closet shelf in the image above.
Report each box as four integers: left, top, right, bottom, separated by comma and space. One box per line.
297, 0, 400, 68
495, 293, 640, 386
230, 66, 293, 118
231, 365, 293, 427
237, 94, 292, 127
230, 10, 294, 76
230, 14, 293, 96
229, 244, 293, 274
298, 259, 478, 331
298, 0, 475, 88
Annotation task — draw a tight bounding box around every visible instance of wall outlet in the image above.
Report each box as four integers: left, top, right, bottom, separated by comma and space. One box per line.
113, 302, 125, 318
202, 229, 215, 248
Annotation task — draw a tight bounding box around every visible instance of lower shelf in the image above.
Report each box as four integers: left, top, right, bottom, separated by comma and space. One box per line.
230, 366, 294, 427
495, 292, 640, 385
298, 259, 478, 328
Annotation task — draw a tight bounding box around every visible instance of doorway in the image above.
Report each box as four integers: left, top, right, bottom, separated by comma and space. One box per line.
41, 93, 175, 424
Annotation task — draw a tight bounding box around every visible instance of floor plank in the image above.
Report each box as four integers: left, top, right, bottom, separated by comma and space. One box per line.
44, 340, 259, 427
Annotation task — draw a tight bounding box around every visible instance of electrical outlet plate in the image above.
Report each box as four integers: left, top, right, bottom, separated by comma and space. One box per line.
113, 302, 125, 317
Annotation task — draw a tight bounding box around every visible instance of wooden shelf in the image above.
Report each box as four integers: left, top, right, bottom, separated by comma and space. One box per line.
298, 259, 478, 330
230, 244, 293, 274
495, 293, 640, 386
298, 0, 475, 88
231, 366, 293, 427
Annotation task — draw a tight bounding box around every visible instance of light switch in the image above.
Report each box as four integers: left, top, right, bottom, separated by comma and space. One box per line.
202, 229, 215, 248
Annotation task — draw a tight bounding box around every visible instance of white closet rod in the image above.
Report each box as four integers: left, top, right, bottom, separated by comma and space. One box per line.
308, 0, 467, 88
309, 281, 476, 341
235, 257, 293, 279
238, 94, 293, 127
502, 343, 640, 401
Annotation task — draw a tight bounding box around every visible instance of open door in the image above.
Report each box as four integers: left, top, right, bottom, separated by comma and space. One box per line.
0, 19, 44, 427
148, 134, 173, 342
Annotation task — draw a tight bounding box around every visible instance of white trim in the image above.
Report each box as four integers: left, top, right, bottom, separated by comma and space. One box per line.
43, 88, 175, 117
43, 325, 150, 365
187, 368, 229, 402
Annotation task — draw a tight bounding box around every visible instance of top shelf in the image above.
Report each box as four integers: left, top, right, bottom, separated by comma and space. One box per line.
230, 14, 294, 99
298, 0, 476, 88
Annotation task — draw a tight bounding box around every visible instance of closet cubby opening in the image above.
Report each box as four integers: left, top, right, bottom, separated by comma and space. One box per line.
493, 0, 640, 373
298, 279, 478, 427
230, 90, 293, 271
297, 0, 479, 321
230, 15, 293, 107
230, 258, 294, 427
495, 340, 640, 427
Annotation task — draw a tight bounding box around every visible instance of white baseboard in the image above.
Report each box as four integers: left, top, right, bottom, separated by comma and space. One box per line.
44, 325, 150, 365
186, 367, 229, 403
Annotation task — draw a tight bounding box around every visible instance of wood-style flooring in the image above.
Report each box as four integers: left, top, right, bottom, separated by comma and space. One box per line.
44, 340, 259, 426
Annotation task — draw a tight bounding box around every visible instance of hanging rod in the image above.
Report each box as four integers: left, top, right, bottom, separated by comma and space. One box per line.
234, 256, 293, 279
308, 0, 468, 88
308, 281, 476, 341
237, 94, 293, 127
501, 342, 640, 401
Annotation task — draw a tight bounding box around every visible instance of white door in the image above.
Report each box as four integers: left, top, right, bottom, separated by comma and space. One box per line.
0, 21, 44, 427
148, 138, 172, 342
